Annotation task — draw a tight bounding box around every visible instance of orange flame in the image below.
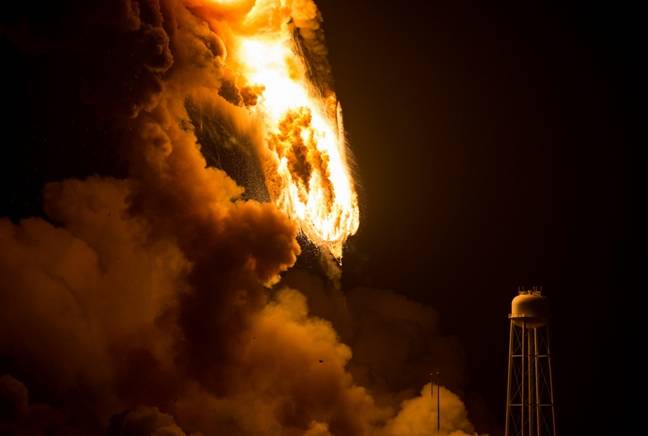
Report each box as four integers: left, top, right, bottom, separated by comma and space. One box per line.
222, 6, 359, 259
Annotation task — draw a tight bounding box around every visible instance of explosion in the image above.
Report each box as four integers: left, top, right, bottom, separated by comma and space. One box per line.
216, 0, 360, 259
235, 35, 358, 258
0, 1, 481, 435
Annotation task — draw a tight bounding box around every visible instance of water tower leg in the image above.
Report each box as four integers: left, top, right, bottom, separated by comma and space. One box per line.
505, 320, 514, 436
534, 328, 541, 436
528, 328, 533, 436
521, 321, 525, 436
547, 326, 557, 435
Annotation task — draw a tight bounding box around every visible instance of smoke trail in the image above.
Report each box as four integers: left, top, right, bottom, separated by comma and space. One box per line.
1, 1, 483, 434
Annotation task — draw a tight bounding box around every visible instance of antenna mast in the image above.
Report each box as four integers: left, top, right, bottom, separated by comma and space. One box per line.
430, 369, 441, 432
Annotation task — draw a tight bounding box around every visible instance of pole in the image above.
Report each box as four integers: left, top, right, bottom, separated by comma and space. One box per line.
430, 370, 441, 434
437, 372, 440, 433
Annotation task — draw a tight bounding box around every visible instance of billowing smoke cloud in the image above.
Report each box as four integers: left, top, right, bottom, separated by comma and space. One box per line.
1, 0, 482, 434
385, 384, 476, 436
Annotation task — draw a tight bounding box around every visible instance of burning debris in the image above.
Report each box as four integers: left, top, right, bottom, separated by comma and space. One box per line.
209, 0, 360, 259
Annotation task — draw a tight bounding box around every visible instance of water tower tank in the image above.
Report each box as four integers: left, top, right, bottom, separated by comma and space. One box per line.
510, 291, 549, 328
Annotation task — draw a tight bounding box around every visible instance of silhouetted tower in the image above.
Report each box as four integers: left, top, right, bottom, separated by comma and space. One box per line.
505, 287, 557, 436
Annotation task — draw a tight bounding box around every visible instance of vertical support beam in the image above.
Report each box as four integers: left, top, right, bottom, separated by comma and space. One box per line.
521, 320, 526, 436
534, 328, 541, 436
547, 326, 557, 436
528, 326, 533, 436
505, 320, 514, 436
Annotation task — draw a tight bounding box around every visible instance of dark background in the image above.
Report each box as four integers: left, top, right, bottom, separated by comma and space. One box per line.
318, 1, 636, 434
1, 1, 637, 435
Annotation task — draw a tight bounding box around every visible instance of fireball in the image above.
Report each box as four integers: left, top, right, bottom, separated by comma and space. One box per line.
200, 1, 359, 260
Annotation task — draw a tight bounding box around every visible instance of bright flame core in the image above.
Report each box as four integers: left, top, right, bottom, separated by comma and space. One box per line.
232, 29, 359, 259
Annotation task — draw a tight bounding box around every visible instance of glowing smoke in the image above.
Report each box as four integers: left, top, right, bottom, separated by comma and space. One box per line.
0, 0, 482, 434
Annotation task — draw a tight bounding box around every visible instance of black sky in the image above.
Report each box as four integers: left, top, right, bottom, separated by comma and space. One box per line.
1, 1, 637, 435
317, 0, 636, 434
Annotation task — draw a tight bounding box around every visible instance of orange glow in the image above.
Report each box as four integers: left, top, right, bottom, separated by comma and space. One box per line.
226, 9, 359, 259
206, 0, 248, 5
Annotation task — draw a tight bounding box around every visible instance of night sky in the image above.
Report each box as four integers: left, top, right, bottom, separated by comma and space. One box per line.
318, 1, 634, 434
1, 1, 636, 435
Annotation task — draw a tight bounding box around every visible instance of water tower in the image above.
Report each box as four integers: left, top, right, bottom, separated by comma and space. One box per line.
505, 287, 557, 436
